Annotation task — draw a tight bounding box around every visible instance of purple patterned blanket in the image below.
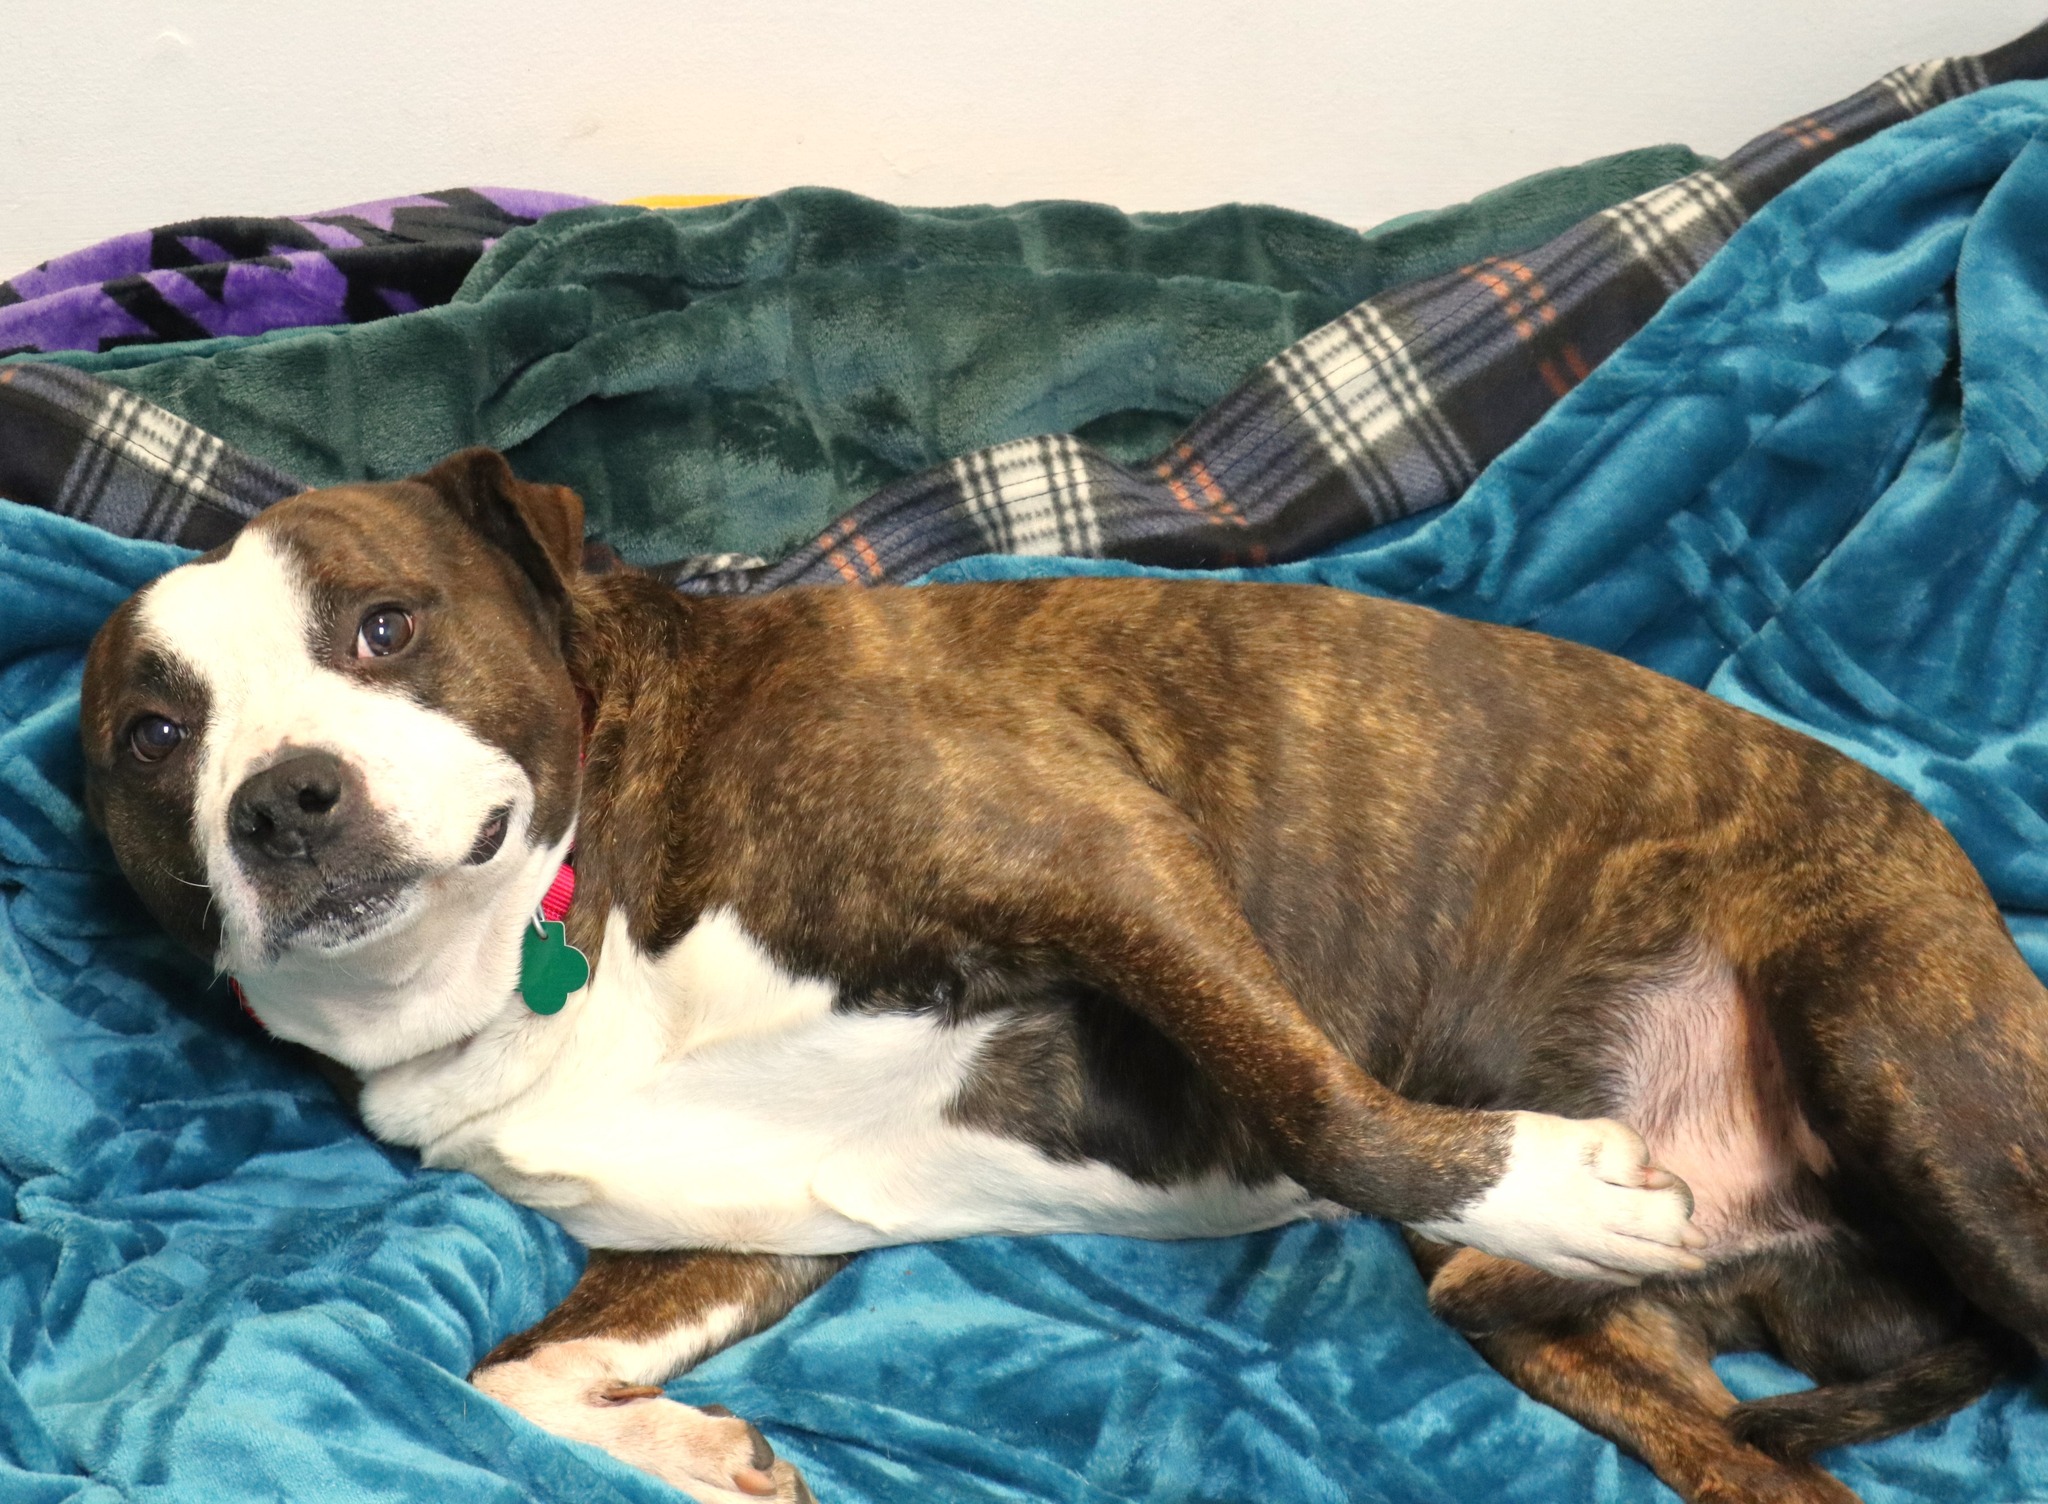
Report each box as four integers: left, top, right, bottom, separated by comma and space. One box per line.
0, 187, 595, 357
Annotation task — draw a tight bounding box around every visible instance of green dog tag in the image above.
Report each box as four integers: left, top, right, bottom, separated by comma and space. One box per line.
520, 918, 590, 1016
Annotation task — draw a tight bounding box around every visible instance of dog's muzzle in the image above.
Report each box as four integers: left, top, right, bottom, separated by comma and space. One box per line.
228, 750, 421, 953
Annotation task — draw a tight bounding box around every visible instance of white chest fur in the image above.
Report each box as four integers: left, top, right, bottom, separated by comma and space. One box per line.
359, 907, 1327, 1253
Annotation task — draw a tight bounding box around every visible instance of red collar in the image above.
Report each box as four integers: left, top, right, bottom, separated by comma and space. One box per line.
548, 685, 589, 924
540, 856, 576, 922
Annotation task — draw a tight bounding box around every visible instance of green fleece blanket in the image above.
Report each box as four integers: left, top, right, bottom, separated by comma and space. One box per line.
40, 150, 1704, 566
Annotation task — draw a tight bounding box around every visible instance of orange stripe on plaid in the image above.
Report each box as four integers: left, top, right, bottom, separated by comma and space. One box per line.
1177, 445, 1249, 527
1497, 260, 1557, 327
1469, 258, 1557, 342
1536, 340, 1597, 400
1472, 268, 1535, 340
818, 516, 863, 583
1779, 116, 1838, 151
852, 533, 882, 579
1157, 459, 1206, 515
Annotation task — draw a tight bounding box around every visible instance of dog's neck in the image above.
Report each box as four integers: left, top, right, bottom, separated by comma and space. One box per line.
235, 826, 574, 1074
567, 571, 729, 762
348, 576, 743, 1144
559, 571, 735, 933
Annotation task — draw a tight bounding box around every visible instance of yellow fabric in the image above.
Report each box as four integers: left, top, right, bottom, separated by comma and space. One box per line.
620, 194, 750, 209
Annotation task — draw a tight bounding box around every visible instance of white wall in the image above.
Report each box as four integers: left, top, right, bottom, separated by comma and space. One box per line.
3, 1, 2040, 277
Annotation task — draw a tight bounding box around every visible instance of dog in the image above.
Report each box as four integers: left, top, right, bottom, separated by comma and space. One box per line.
77, 448, 2048, 1504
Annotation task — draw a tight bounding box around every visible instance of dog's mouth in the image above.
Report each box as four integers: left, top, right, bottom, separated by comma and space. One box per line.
271, 870, 423, 954
465, 805, 513, 866
252, 805, 512, 957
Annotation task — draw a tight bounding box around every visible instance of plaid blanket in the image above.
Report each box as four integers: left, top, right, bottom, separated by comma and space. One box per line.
0, 188, 595, 358
5, 23, 2046, 571
678, 20, 2048, 594
0, 363, 299, 549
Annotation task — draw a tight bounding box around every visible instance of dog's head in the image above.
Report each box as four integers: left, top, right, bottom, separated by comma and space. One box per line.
79, 449, 586, 1067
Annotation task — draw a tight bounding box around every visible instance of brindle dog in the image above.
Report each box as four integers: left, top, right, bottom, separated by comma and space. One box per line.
79, 452, 2044, 1504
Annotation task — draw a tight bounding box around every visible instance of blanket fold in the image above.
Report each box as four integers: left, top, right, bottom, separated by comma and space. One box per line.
7, 150, 1712, 558
704, 22, 2048, 594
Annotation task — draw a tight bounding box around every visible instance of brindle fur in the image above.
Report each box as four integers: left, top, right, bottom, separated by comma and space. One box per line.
1416, 1234, 2018, 1496
478, 1251, 846, 1372
81, 452, 2048, 1502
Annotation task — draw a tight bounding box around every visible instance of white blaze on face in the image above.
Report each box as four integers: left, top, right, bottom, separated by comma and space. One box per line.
134, 527, 564, 1070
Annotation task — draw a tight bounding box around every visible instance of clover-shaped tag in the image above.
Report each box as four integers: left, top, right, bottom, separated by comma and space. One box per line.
519, 917, 590, 1015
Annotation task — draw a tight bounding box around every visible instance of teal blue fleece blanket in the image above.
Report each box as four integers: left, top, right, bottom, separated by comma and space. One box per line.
13, 84, 2048, 1504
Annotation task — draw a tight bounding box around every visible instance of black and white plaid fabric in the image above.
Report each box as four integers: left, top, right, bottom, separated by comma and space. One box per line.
5, 22, 2044, 572
0, 362, 296, 549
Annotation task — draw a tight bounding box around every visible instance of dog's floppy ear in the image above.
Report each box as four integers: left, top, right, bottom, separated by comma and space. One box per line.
414, 448, 585, 616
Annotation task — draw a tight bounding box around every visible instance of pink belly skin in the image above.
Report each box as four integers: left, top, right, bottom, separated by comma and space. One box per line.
1608, 950, 1836, 1256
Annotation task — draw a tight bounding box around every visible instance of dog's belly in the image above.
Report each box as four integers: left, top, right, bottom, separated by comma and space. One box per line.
403, 907, 1329, 1255
1605, 949, 1836, 1255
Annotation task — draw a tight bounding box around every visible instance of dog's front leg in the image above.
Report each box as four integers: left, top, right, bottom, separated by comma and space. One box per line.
971, 785, 1704, 1283
472, 1249, 842, 1503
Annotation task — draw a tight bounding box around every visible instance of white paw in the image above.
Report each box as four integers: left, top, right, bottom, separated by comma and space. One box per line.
475, 1342, 815, 1503
1411, 1112, 1706, 1282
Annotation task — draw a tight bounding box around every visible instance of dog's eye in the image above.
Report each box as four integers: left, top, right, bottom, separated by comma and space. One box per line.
127, 714, 186, 763
355, 607, 416, 659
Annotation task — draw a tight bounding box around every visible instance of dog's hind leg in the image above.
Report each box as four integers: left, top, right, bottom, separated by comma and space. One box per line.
1726, 1230, 2020, 1461
963, 777, 1704, 1282
1475, 1302, 1861, 1504
472, 1250, 843, 1504
1420, 1245, 1859, 1504
1754, 825, 2048, 1359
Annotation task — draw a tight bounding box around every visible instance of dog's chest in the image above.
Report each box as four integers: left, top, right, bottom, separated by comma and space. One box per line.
367, 908, 1320, 1254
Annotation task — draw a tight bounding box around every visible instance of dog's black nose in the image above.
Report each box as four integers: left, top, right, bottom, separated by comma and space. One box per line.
229, 751, 351, 864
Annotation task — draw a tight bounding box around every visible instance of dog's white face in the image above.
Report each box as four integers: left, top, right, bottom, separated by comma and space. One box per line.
146, 526, 535, 969
79, 452, 586, 1070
